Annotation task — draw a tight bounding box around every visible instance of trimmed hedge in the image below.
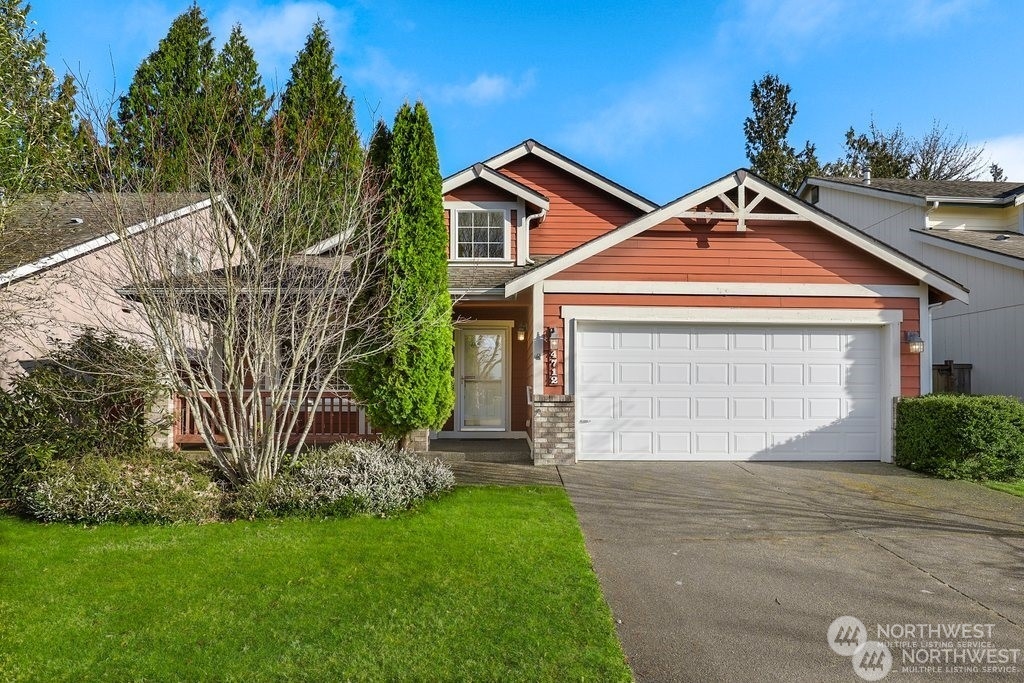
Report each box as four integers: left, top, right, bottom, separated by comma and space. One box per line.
894, 395, 1024, 481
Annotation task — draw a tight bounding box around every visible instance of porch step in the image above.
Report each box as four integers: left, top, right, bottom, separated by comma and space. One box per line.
419, 449, 467, 464
423, 438, 532, 465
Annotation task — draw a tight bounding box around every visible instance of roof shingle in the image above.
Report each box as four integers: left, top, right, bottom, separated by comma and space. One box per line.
1, 192, 208, 274
815, 177, 1024, 201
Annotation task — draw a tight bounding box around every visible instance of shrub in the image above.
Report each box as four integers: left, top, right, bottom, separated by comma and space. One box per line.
337, 441, 454, 516
224, 440, 454, 520
0, 330, 169, 497
895, 395, 1024, 481
19, 452, 222, 524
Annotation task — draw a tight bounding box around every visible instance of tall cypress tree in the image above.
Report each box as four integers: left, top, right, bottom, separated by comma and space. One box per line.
274, 19, 362, 247
116, 3, 215, 190
209, 24, 268, 186
349, 102, 454, 440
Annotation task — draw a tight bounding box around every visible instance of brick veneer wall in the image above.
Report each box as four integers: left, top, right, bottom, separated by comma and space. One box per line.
531, 394, 575, 465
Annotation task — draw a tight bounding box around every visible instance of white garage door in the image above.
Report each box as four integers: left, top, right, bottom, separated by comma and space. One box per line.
575, 322, 882, 461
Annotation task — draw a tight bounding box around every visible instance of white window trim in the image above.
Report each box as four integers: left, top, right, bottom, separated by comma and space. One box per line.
561, 306, 903, 463
446, 201, 516, 263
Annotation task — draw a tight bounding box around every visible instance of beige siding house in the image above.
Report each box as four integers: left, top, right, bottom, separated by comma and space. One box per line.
0, 193, 224, 387
801, 176, 1024, 396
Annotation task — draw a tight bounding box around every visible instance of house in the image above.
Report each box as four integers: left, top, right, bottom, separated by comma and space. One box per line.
799, 176, 1024, 397
304, 140, 967, 464
0, 192, 224, 389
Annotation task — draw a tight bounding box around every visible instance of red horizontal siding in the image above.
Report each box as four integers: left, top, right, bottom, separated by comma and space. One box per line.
553, 221, 917, 285
542, 294, 920, 397
497, 157, 645, 256
444, 179, 516, 203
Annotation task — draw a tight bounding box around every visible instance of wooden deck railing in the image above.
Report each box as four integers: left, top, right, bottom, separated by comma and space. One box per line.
174, 390, 377, 447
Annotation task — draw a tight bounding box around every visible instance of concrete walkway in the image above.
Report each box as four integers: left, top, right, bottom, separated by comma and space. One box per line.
559, 462, 1024, 682
426, 439, 562, 486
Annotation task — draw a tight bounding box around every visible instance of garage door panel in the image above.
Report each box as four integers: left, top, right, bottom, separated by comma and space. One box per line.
657, 397, 690, 419
620, 397, 653, 418
619, 432, 653, 455
619, 363, 653, 384
657, 363, 691, 384
576, 322, 883, 461
695, 363, 729, 385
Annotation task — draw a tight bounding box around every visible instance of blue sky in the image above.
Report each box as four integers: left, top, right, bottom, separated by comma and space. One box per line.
30, 0, 1024, 203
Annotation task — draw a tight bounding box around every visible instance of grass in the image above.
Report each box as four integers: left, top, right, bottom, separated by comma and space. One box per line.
984, 480, 1024, 498
0, 486, 630, 682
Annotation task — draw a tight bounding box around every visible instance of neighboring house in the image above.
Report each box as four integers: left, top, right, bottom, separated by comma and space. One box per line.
304, 140, 967, 464
799, 176, 1024, 397
0, 192, 223, 388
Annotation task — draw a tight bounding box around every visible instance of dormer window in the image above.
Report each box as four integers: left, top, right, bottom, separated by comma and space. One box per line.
452, 207, 509, 260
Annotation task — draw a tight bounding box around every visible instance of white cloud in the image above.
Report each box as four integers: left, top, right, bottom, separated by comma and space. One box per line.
212, 2, 352, 85
980, 134, 1024, 181
720, 0, 979, 57
435, 71, 536, 106
351, 48, 415, 96
559, 66, 712, 159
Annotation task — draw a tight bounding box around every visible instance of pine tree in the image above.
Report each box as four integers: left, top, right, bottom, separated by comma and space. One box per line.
275, 19, 362, 247
0, 0, 77, 209
743, 73, 819, 192
115, 3, 215, 190
349, 102, 453, 440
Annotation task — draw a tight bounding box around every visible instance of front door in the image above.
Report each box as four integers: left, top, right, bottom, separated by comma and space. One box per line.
458, 327, 508, 431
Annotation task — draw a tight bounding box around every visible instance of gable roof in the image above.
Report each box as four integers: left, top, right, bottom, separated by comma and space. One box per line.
477, 139, 658, 213
0, 192, 213, 286
807, 176, 1024, 206
504, 169, 968, 303
442, 163, 550, 210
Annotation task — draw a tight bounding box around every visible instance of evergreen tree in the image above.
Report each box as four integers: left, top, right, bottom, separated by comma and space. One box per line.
209, 23, 268, 183
743, 73, 819, 192
349, 102, 453, 440
115, 3, 215, 190
274, 19, 362, 247
0, 0, 76, 212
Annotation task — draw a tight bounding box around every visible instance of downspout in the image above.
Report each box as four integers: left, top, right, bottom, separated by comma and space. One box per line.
522, 209, 546, 265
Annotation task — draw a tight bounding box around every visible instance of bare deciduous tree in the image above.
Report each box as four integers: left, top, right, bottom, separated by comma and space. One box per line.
75, 97, 413, 486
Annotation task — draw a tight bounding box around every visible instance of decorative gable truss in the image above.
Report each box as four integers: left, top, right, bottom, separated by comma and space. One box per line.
672, 170, 804, 231
504, 169, 968, 302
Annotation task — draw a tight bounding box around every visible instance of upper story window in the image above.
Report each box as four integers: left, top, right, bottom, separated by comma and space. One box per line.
455, 209, 507, 260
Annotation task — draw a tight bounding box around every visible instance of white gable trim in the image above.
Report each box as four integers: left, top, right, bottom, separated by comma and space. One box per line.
504, 171, 968, 304
0, 196, 217, 287
483, 140, 657, 213
442, 163, 550, 210
802, 178, 928, 206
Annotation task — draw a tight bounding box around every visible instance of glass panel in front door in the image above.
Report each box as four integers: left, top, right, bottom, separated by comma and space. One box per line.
461, 330, 506, 429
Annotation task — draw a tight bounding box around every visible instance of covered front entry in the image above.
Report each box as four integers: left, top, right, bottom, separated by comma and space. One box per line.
455, 325, 509, 432
575, 321, 885, 461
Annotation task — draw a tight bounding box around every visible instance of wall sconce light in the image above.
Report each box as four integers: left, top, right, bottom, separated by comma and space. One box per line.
515, 324, 527, 342
547, 327, 560, 350
905, 331, 925, 354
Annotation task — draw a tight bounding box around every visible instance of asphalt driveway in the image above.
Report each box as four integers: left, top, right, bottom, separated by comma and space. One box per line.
558, 462, 1024, 682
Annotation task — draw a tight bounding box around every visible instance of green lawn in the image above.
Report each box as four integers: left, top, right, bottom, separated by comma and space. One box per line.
0, 487, 630, 682
985, 480, 1024, 498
